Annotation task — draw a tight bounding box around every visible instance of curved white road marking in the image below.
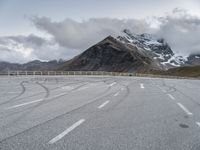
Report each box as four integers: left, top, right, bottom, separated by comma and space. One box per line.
48, 119, 85, 144
177, 103, 193, 115
98, 101, 110, 109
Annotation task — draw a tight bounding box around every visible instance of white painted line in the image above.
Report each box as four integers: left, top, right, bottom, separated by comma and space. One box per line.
109, 82, 116, 87
48, 119, 85, 144
52, 93, 67, 98
7, 92, 19, 94
196, 122, 200, 127
7, 98, 44, 109
167, 94, 175, 100
114, 92, 120, 97
77, 86, 88, 91
140, 83, 144, 89
98, 101, 110, 109
62, 86, 74, 90
177, 103, 193, 115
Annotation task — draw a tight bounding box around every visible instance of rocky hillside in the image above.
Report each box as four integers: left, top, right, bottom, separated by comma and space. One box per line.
58, 36, 161, 72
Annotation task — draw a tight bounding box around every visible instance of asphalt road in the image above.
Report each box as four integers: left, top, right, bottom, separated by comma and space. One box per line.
0, 76, 200, 150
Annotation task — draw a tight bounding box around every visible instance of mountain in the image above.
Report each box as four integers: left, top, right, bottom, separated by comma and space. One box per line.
0, 60, 64, 71
58, 30, 200, 72
117, 29, 200, 68
59, 36, 161, 72
0, 29, 199, 73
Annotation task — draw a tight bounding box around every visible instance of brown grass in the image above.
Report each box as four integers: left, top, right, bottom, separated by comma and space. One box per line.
150, 66, 200, 78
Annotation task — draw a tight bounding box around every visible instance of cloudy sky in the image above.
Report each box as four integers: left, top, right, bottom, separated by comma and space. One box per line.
0, 0, 200, 63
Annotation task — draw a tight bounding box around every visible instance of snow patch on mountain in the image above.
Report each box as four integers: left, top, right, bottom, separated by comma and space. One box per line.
161, 54, 188, 67
116, 29, 192, 68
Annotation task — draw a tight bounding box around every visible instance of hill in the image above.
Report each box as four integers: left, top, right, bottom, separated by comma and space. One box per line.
58, 36, 161, 72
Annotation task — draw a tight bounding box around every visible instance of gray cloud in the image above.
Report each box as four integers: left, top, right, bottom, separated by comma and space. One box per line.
32, 9, 200, 57
155, 8, 200, 56
0, 35, 78, 63
32, 17, 151, 50
7, 34, 46, 47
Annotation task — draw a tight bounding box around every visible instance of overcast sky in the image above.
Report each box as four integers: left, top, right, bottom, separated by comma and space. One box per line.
0, 0, 200, 63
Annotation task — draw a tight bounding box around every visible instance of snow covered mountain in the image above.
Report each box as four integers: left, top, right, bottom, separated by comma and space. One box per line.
117, 29, 200, 68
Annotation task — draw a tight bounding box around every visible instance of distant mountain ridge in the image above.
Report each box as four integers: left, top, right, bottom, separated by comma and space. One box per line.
0, 60, 64, 71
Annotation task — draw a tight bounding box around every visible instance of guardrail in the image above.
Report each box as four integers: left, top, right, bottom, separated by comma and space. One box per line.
0, 71, 132, 76
0, 70, 197, 80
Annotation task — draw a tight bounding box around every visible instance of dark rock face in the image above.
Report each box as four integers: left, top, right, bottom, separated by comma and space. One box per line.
187, 54, 200, 66
0, 62, 21, 71
59, 36, 160, 72
118, 29, 174, 68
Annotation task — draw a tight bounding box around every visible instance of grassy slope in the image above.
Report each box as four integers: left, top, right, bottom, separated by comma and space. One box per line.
151, 66, 200, 77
